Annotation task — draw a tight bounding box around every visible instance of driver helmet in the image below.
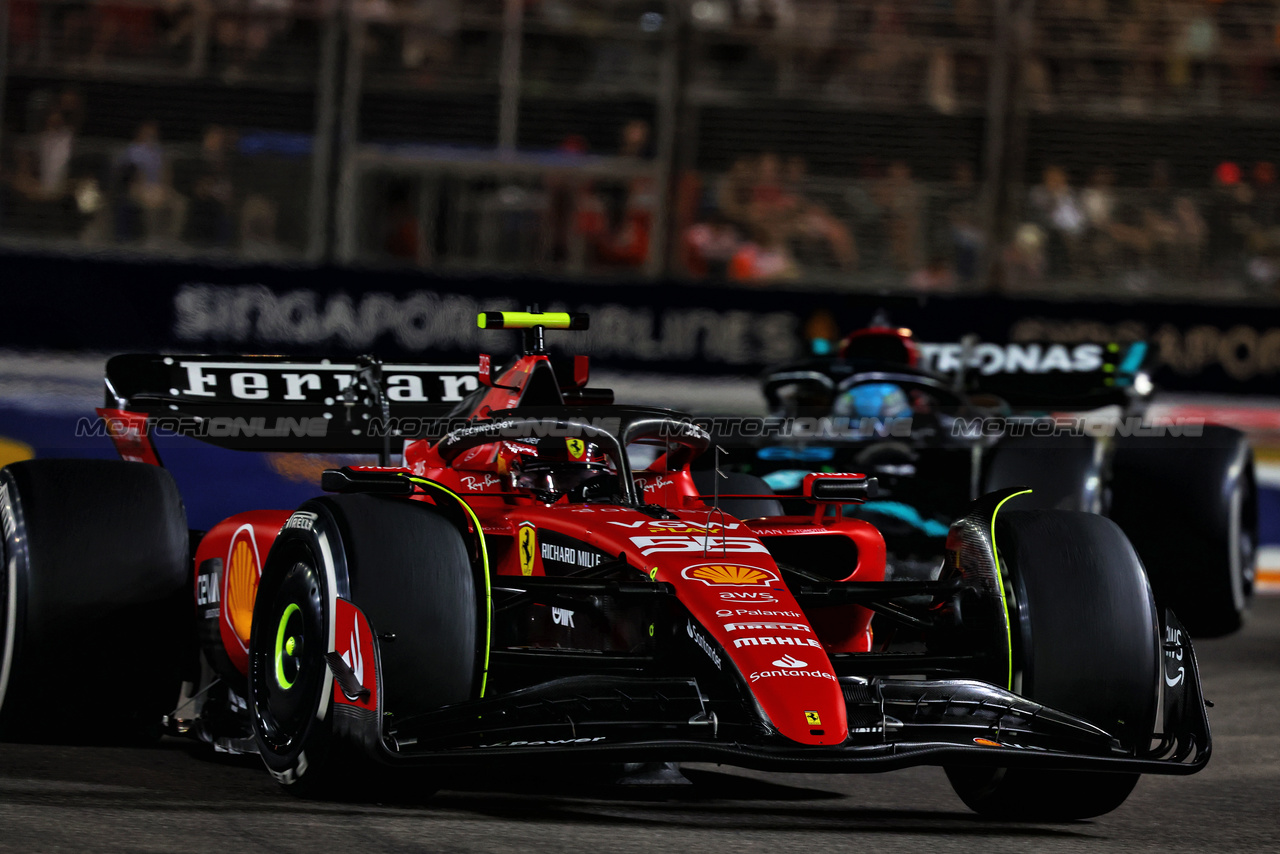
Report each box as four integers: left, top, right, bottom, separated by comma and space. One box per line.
508, 437, 616, 501
834, 382, 913, 419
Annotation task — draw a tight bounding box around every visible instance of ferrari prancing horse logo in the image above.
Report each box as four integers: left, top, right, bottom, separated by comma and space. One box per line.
519, 523, 537, 576
566, 438, 586, 460
805, 710, 821, 725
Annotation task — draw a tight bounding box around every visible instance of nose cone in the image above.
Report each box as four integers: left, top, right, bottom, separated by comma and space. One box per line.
732, 637, 849, 742
671, 562, 850, 746
741, 650, 848, 745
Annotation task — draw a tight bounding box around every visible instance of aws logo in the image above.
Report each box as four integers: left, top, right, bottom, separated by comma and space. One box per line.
681, 563, 779, 587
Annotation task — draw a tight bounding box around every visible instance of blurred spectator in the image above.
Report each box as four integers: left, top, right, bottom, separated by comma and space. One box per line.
1246, 161, 1280, 288
400, 0, 461, 80
875, 160, 923, 271
1168, 2, 1220, 101
1140, 161, 1206, 273
908, 253, 957, 291
182, 125, 237, 247
1026, 165, 1085, 275
1250, 161, 1280, 234
90, 3, 159, 64
1205, 160, 1254, 270
383, 180, 421, 262
728, 222, 800, 284
8, 110, 81, 236
213, 0, 294, 80
1084, 166, 1155, 272
115, 121, 187, 245
781, 155, 857, 270
1080, 166, 1117, 235
716, 155, 759, 227
748, 151, 790, 222
34, 111, 75, 200
684, 211, 743, 279
1004, 222, 1048, 285
847, 2, 911, 102
587, 119, 655, 268
240, 194, 281, 257
935, 160, 982, 282
122, 121, 165, 188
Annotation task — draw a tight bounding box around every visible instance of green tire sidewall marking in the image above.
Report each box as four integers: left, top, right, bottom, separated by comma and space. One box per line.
407, 475, 492, 698
990, 489, 1032, 691
274, 602, 301, 690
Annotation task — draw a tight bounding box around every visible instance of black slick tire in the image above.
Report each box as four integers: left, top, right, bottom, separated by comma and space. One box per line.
1109, 427, 1256, 637
0, 460, 190, 743
982, 435, 1105, 513
249, 494, 478, 795
946, 510, 1159, 820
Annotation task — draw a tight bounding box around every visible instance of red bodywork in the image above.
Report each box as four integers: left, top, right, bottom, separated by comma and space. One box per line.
404, 352, 883, 746
165, 350, 886, 748
193, 510, 293, 677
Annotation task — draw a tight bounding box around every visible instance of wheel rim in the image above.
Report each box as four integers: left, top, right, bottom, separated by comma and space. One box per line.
253, 559, 326, 753
0, 548, 14, 716
1239, 520, 1256, 601
274, 603, 302, 690
1228, 479, 1253, 611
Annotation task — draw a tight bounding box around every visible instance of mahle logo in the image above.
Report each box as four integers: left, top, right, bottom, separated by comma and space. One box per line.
681, 563, 779, 586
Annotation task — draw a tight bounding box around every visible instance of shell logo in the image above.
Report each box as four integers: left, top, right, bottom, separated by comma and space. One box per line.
225, 526, 262, 648
681, 563, 779, 587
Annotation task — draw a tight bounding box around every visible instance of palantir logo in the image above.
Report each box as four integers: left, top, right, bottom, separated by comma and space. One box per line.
773, 655, 807, 668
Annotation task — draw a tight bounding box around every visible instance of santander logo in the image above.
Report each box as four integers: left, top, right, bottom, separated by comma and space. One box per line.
773, 655, 807, 668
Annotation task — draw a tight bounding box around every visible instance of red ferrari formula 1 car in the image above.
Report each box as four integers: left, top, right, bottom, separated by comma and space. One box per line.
0, 311, 1208, 819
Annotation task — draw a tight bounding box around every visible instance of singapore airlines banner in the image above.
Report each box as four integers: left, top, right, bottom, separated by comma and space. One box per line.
2, 250, 1279, 394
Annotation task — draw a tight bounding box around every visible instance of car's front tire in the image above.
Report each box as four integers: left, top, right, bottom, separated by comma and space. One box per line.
946, 510, 1159, 820
249, 494, 479, 795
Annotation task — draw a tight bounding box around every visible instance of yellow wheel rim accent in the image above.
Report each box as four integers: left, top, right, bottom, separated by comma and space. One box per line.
274, 603, 301, 690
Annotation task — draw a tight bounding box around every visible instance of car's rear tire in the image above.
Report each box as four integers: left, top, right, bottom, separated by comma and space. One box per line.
249, 494, 477, 795
1109, 427, 1256, 637
946, 510, 1159, 820
0, 460, 190, 743
690, 471, 783, 519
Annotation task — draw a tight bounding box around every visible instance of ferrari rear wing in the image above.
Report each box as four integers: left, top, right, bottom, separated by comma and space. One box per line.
99, 354, 481, 455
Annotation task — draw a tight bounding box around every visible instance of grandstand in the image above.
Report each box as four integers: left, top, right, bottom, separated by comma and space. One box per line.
4, 0, 1280, 300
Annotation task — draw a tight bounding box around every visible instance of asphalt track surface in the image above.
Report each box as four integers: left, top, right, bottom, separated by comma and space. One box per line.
2, 599, 1278, 854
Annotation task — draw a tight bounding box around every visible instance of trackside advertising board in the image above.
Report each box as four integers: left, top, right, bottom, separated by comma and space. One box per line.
2, 249, 1280, 395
